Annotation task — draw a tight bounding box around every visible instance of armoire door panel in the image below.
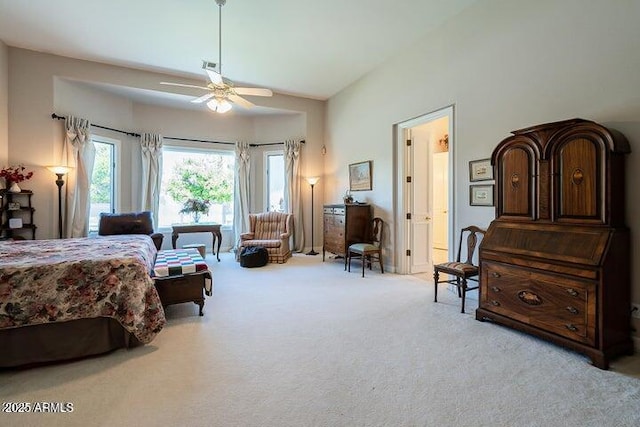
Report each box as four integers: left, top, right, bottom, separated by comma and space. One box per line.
555, 138, 600, 220
499, 146, 534, 218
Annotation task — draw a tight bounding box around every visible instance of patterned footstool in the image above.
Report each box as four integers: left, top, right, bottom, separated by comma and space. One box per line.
152, 249, 213, 316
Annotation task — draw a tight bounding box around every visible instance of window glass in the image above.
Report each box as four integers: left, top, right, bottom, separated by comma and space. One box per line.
89, 140, 116, 232
159, 148, 234, 227
266, 153, 284, 212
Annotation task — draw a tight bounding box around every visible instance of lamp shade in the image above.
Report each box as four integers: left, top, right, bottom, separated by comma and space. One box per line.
306, 177, 320, 186
47, 166, 71, 175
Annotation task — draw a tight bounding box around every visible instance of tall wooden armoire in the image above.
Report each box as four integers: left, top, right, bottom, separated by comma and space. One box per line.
476, 119, 633, 369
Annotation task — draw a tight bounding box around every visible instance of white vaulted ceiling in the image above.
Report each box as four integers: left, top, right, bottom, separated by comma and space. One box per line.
0, 0, 478, 102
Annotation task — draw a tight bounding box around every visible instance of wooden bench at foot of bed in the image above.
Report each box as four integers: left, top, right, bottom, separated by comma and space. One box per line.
153, 249, 213, 316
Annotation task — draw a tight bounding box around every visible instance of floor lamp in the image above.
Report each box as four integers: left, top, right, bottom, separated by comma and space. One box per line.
47, 166, 71, 239
306, 177, 319, 255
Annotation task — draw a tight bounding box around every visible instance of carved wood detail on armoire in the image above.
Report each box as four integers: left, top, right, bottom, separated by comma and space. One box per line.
476, 118, 633, 369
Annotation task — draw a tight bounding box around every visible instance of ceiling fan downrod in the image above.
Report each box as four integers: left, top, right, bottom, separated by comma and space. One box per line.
216, 0, 226, 76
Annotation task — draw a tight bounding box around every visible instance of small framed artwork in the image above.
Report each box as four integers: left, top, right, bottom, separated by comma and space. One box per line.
8, 202, 20, 210
469, 158, 493, 182
349, 161, 372, 191
470, 184, 494, 206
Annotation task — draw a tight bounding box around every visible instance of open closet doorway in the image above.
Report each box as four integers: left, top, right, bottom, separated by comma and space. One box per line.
395, 106, 454, 275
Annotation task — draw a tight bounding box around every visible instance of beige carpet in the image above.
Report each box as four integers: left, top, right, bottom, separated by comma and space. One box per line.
1, 252, 639, 427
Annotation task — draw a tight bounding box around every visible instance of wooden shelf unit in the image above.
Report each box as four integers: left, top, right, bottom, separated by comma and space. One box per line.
1, 189, 37, 240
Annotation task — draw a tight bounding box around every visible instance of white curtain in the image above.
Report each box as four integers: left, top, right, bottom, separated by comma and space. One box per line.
63, 116, 95, 238
140, 133, 163, 223
284, 139, 304, 252
233, 141, 251, 251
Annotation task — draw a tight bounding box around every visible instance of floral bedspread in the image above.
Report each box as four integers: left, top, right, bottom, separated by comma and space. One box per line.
0, 235, 165, 344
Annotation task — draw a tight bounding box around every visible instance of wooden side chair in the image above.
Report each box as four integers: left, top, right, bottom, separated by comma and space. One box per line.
433, 225, 485, 313
347, 217, 384, 277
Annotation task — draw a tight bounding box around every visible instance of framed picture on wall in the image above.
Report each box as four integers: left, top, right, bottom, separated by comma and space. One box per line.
470, 184, 494, 206
349, 161, 372, 191
469, 158, 493, 182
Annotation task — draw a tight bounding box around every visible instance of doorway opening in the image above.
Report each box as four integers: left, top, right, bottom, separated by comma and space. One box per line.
395, 105, 454, 275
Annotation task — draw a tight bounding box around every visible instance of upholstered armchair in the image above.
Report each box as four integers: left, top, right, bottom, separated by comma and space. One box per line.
239, 212, 293, 263
98, 211, 164, 250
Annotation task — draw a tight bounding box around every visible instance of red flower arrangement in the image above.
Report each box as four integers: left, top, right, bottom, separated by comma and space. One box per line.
0, 165, 34, 183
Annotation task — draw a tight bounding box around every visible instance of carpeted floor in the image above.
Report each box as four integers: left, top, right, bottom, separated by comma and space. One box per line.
1, 252, 639, 427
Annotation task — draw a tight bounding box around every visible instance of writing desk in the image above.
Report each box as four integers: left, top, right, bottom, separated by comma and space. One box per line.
171, 223, 222, 262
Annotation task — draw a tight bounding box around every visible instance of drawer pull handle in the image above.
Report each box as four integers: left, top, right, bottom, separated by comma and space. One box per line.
566, 288, 579, 297
491, 272, 501, 278
565, 324, 578, 332
490, 300, 500, 306
566, 306, 579, 315
491, 286, 501, 292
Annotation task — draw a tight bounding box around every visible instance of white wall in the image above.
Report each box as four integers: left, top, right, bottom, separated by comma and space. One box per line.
0, 40, 7, 167
325, 0, 640, 308
7, 48, 325, 250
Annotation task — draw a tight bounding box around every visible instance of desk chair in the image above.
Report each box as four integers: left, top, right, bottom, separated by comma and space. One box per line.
433, 225, 485, 313
347, 217, 384, 277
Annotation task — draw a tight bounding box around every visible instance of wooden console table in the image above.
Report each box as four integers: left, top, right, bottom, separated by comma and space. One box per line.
171, 223, 222, 262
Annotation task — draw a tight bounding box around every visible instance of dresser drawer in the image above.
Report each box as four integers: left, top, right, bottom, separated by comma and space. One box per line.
324, 239, 344, 254
480, 261, 596, 345
323, 207, 345, 216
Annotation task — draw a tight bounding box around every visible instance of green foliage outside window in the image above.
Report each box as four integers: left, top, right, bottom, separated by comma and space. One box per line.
166, 156, 233, 221
91, 143, 112, 204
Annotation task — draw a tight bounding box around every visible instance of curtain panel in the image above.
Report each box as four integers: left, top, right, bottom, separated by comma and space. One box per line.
63, 116, 95, 238
233, 141, 251, 253
284, 139, 304, 252
140, 133, 163, 225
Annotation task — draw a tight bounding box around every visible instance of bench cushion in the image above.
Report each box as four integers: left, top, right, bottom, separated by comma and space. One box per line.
153, 249, 208, 277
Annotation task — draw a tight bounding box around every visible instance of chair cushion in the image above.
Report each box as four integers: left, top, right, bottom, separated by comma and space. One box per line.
349, 243, 378, 253
434, 261, 478, 276
242, 239, 282, 248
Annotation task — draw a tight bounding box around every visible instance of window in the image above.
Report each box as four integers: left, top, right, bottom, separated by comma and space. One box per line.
265, 152, 284, 212
159, 147, 234, 227
89, 137, 118, 232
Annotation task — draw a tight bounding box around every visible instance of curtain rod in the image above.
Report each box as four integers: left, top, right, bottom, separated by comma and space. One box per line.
51, 113, 305, 146
52, 113, 140, 137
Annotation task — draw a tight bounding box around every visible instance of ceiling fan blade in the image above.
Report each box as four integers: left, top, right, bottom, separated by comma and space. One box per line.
160, 82, 210, 91
229, 94, 255, 109
234, 87, 273, 97
191, 92, 215, 104
205, 69, 224, 86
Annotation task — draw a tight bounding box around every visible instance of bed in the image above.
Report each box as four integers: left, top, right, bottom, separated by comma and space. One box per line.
0, 234, 166, 368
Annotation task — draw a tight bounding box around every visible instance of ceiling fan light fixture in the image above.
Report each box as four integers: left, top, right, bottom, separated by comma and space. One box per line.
207, 97, 232, 113
161, 0, 271, 113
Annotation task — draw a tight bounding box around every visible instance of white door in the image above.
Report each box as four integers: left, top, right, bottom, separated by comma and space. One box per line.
395, 105, 453, 275
432, 152, 449, 266
409, 132, 432, 273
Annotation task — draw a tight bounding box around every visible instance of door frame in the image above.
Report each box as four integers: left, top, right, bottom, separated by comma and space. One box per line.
394, 105, 456, 275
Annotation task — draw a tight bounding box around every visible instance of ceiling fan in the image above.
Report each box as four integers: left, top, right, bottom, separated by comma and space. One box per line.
161, 0, 272, 113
